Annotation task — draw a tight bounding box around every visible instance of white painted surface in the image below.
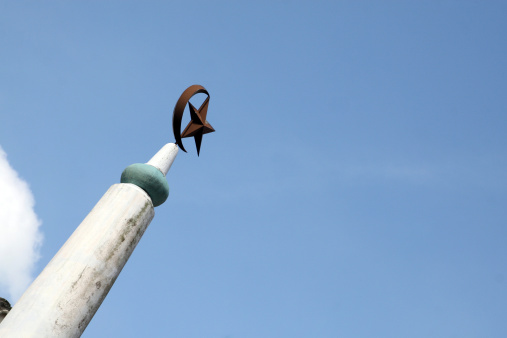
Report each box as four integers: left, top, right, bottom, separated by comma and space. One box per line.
147, 143, 178, 175
0, 184, 155, 338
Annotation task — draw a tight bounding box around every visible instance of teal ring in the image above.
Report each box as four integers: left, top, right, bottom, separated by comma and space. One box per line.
121, 163, 169, 207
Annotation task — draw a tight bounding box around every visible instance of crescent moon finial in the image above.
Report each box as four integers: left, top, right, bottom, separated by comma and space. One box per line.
172, 85, 215, 156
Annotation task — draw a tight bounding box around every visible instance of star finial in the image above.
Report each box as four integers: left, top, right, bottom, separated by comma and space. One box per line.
180, 96, 215, 156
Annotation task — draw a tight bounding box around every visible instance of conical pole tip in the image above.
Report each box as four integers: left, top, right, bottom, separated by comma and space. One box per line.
146, 143, 179, 176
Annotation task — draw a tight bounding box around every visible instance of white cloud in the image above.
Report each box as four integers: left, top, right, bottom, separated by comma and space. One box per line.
0, 146, 43, 302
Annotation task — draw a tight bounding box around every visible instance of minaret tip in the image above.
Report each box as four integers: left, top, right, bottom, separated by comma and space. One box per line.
146, 143, 178, 176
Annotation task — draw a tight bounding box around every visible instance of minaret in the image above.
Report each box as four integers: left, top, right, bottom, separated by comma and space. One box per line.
0, 143, 178, 337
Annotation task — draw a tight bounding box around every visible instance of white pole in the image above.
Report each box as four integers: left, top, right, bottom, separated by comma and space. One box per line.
0, 143, 178, 338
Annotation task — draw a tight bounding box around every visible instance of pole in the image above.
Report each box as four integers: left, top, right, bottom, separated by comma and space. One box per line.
0, 143, 178, 338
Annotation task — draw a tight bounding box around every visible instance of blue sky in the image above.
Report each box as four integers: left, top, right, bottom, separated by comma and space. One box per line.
1, 1, 506, 337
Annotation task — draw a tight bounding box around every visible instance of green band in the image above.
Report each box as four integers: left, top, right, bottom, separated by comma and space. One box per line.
120, 163, 169, 207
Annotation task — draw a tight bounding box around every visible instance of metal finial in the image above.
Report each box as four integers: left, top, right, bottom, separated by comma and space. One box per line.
172, 85, 215, 156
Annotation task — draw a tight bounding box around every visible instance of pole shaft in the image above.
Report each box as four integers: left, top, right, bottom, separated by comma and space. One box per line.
0, 183, 154, 337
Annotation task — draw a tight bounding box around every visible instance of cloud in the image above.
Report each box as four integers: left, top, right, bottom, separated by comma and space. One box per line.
0, 146, 43, 302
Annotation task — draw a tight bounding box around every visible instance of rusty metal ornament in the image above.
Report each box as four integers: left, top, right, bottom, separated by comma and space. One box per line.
172, 85, 215, 156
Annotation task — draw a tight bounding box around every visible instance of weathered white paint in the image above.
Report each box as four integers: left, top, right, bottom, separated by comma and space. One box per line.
147, 143, 178, 176
0, 145, 178, 337
0, 184, 153, 337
